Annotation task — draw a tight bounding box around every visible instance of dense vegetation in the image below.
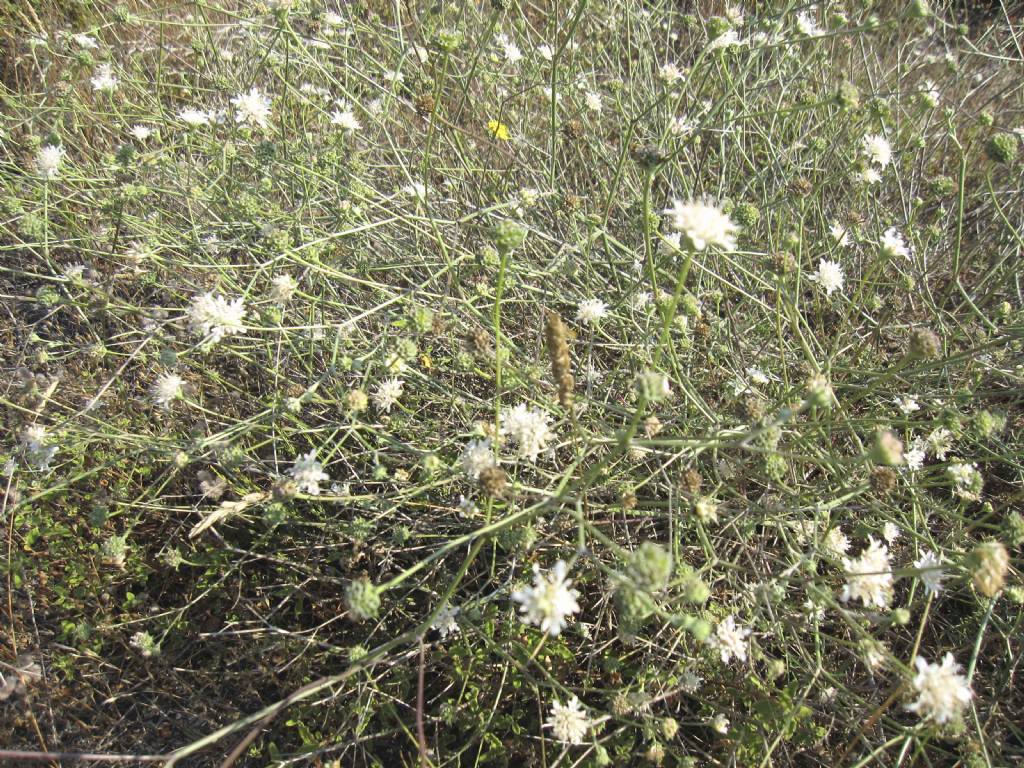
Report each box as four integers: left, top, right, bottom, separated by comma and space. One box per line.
1, 0, 1022, 765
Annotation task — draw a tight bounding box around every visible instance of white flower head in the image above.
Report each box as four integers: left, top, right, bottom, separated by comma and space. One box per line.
231, 87, 272, 129
584, 90, 602, 113
130, 124, 153, 140
500, 403, 554, 462
177, 108, 211, 127
269, 274, 298, 304
36, 144, 66, 179
288, 449, 330, 495
710, 615, 751, 664
830, 222, 851, 246
461, 438, 497, 480
431, 604, 460, 639
882, 522, 901, 544
926, 427, 953, 460
896, 395, 920, 415
187, 293, 246, 343
840, 537, 894, 609
658, 62, 685, 83
330, 102, 362, 132
905, 444, 926, 472
669, 115, 695, 137
859, 166, 882, 185
824, 527, 851, 558
495, 33, 523, 64
511, 560, 580, 636
796, 9, 824, 36
907, 653, 973, 724
90, 63, 118, 92
402, 182, 427, 201
576, 298, 608, 326
73, 33, 99, 49
708, 29, 743, 51
663, 199, 739, 251
914, 550, 947, 595
373, 378, 404, 413
151, 373, 185, 409
880, 227, 910, 260
546, 696, 589, 744
862, 133, 892, 168
812, 258, 845, 296
711, 713, 730, 734
537, 43, 554, 61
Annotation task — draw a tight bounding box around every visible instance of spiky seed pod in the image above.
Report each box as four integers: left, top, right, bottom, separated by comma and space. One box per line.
680, 468, 702, 495
908, 327, 942, 360
631, 143, 667, 171
562, 119, 585, 141
478, 466, 507, 497
414, 93, 435, 118
969, 541, 1009, 597
871, 466, 898, 495
468, 326, 493, 357
544, 311, 574, 409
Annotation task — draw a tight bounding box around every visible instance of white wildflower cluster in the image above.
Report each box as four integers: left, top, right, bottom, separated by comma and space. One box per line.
663, 199, 739, 251
500, 403, 554, 462
151, 373, 185, 409
90, 63, 118, 92
947, 461, 983, 500
460, 438, 496, 480
546, 697, 590, 744
288, 450, 330, 495
511, 560, 580, 636
231, 87, 272, 129
331, 100, 362, 132
373, 378, 404, 413
576, 298, 608, 326
907, 654, 973, 724
811, 258, 845, 296
914, 551, 948, 596
840, 537, 894, 609
21, 424, 58, 470
187, 293, 247, 343
880, 227, 911, 260
36, 144, 66, 179
709, 615, 751, 663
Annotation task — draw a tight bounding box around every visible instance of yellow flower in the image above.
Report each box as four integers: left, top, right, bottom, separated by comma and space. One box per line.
487, 120, 510, 141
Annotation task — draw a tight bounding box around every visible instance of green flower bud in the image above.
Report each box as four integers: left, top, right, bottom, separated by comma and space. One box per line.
345, 577, 381, 621
491, 219, 527, 252
986, 134, 1017, 165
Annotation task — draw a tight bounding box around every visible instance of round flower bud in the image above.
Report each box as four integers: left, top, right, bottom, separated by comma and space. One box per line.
346, 388, 369, 413
345, 576, 381, 621
871, 466, 898, 495
628, 541, 673, 591
870, 430, 904, 467
986, 134, 1018, 165
491, 219, 527, 253
968, 541, 1009, 597
908, 327, 941, 360
636, 371, 671, 402
645, 741, 665, 765
805, 374, 834, 410
661, 717, 679, 739
733, 202, 760, 227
